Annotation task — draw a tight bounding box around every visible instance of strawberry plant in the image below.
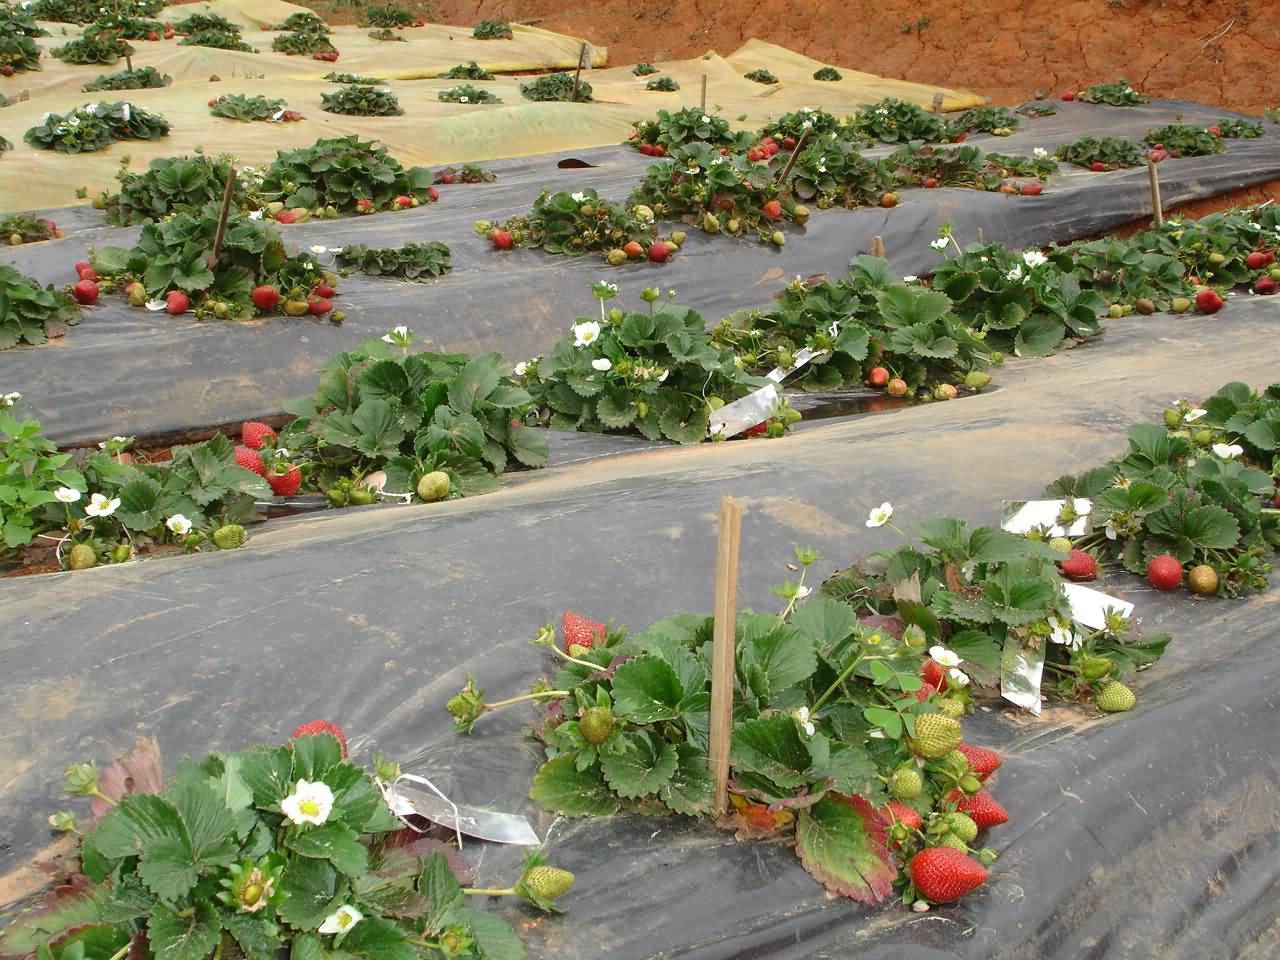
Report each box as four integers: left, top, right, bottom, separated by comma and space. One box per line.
0, 32, 41, 73
0, 134, 9, 152
1143, 124, 1224, 158
0, 212, 57, 245
744, 67, 778, 84
854, 98, 948, 144
472, 19, 513, 38
632, 62, 658, 76
1053, 135, 1144, 169
280, 336, 548, 499
362, 5, 416, 27
82, 65, 171, 91
433, 163, 495, 184
813, 66, 842, 81
1125, 205, 1280, 289
629, 107, 746, 153
30, 0, 162, 20
1, 730, 566, 960
520, 72, 592, 101
338, 241, 452, 280
487, 188, 656, 259
0, 3, 48, 35
983, 151, 1059, 180
25, 101, 168, 153
51, 31, 134, 64
1061, 235, 1189, 310
181, 28, 255, 51
438, 83, 500, 104
84, 11, 162, 40
1215, 118, 1264, 138
646, 75, 680, 92
273, 27, 336, 55
173, 11, 238, 34
522, 285, 756, 442
761, 107, 847, 142
449, 544, 1016, 906
1017, 102, 1057, 118
945, 106, 1018, 136
1078, 79, 1150, 106
322, 85, 403, 116
101, 154, 252, 226
273, 11, 327, 31
210, 94, 297, 122
368, 27, 405, 41
0, 402, 85, 552
787, 138, 898, 208
324, 71, 383, 84
260, 135, 434, 213
0, 263, 80, 349
1046, 382, 1280, 597
441, 61, 494, 80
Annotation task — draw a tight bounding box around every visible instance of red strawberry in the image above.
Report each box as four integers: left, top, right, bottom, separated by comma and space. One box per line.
1246, 251, 1270, 270
78, 268, 98, 283
952, 132, 968, 143
909, 847, 988, 902
308, 298, 333, 316
276, 210, 298, 224
356, 198, 374, 212
915, 681, 938, 703
312, 283, 336, 299
74, 260, 92, 276
763, 140, 780, 157
1060, 549, 1097, 581
648, 241, 671, 263
761, 199, 782, 220
624, 240, 644, 259
1195, 289, 1224, 314
743, 421, 769, 437
947, 788, 1009, 829
923, 177, 939, 188
1255, 276, 1278, 295
651, 144, 666, 157
147, 30, 158, 40
234, 445, 266, 477
639, 143, 656, 156
562, 610, 605, 652
241, 421, 277, 450
251, 285, 280, 312
166, 291, 189, 315
1148, 148, 1168, 163
438, 172, 455, 184
921, 658, 947, 689
1, 65, 13, 77
956, 743, 1002, 781
268, 464, 302, 496
1061, 90, 1075, 101
782, 136, 797, 150
491, 228, 514, 250
1206, 125, 1221, 136
395, 195, 414, 208
867, 366, 890, 388
291, 720, 348, 758
881, 800, 923, 830
747, 147, 762, 162
1019, 182, 1043, 196
1090, 161, 1107, 172
72, 279, 99, 304
1147, 553, 1182, 590
428, 187, 440, 202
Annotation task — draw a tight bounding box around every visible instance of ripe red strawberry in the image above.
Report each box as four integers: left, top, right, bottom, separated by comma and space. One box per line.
438, 172, 456, 184
276, 210, 298, 224
648, 241, 671, 263
781, 136, 797, 150
1019, 182, 1043, 196
639, 143, 656, 156
923, 177, 939, 188
1061, 90, 1075, 101
72, 279, 99, 304
956, 743, 1002, 781
763, 140, 780, 157
1147, 553, 1182, 590
251, 285, 280, 312
1090, 161, 1107, 172
1206, 125, 1221, 136
428, 187, 440, 202
651, 144, 666, 157
947, 788, 1009, 829
624, 240, 644, 259
915, 681, 938, 703
910, 848, 988, 902
881, 800, 923, 830
1254, 276, 1277, 295
1195, 289, 1224, 314
0, 64, 13, 77
241, 421, 277, 450
356, 198, 374, 212
1060, 549, 1097, 581
747, 147, 762, 162
234, 445, 266, 477
1149, 148, 1168, 163
312, 283, 336, 299
952, 132, 967, 143
395, 195, 414, 209
268, 464, 302, 496
562, 610, 605, 653
74, 260, 92, 276
867, 366, 890, 387
1245, 251, 1269, 270
761, 199, 782, 220
291, 720, 348, 758
308, 298, 333, 316
491, 229, 514, 250
921, 658, 947, 689
166, 290, 189, 315
147, 30, 158, 40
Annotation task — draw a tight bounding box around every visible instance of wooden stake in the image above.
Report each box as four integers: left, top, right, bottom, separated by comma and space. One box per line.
931, 92, 944, 114
871, 235, 886, 258
1147, 158, 1164, 227
977, 227, 985, 245
700, 73, 707, 112
208, 165, 237, 269
126, 53, 133, 74
773, 128, 809, 185
570, 42, 587, 102
709, 496, 743, 817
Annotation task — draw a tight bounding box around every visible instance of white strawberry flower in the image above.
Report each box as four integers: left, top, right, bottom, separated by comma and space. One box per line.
54, 487, 81, 504
513, 361, 529, 376
382, 325, 411, 345
121, 103, 131, 122
657, 369, 669, 383
572, 321, 601, 347
1006, 264, 1024, 282
1033, 147, 1048, 158
793, 706, 815, 737
701, 114, 710, 123
591, 357, 612, 372
903, 275, 918, 283
84, 493, 120, 518
929, 645, 962, 668
2, 391, 21, 405
281, 779, 334, 826
570, 191, 587, 202
929, 238, 948, 251
1212, 442, 1243, 460
1022, 250, 1048, 268
248, 210, 264, 220
947, 668, 970, 687
166, 514, 192, 536
459, 96, 469, 103
865, 501, 893, 527
1048, 616, 1083, 650
318, 905, 362, 935
1184, 408, 1207, 422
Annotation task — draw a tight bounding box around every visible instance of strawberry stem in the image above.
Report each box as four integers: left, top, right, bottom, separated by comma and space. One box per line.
461, 886, 516, 897
811, 653, 874, 711
546, 644, 600, 671
485, 690, 569, 711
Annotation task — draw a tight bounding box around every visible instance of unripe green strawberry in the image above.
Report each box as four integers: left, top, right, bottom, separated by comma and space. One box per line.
110, 543, 132, 564
1049, 536, 1072, 554
889, 767, 923, 800
1095, 680, 1135, 713
702, 212, 721, 233
579, 706, 615, 745
1163, 408, 1182, 429
1080, 655, 1112, 680
213, 524, 246, 549
959, 774, 982, 794
938, 697, 966, 719
606, 248, 627, 266
937, 833, 970, 851
1170, 296, 1191, 314
964, 371, 991, 390
327, 487, 349, 507
945, 812, 978, 843
939, 750, 970, 777
770, 230, 786, 246
348, 486, 376, 506
417, 470, 451, 502
67, 543, 97, 570
521, 865, 574, 901
911, 713, 962, 759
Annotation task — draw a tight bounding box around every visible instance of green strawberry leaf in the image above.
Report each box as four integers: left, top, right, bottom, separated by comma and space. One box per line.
611, 655, 685, 723
92, 794, 187, 861
416, 852, 462, 930
339, 915, 417, 960
658, 402, 710, 445
730, 714, 813, 789
440, 908, 526, 960
795, 794, 896, 903
529, 755, 620, 816
147, 903, 221, 960
286, 822, 369, 878
507, 419, 548, 468
1244, 417, 1280, 451
1013, 313, 1065, 357
237, 746, 294, 807
599, 731, 679, 798
277, 858, 340, 931
788, 596, 859, 658
811, 742, 883, 802
291, 734, 343, 782
447, 356, 501, 413
738, 613, 818, 695
351, 397, 407, 460
658, 743, 715, 815
595, 389, 637, 429
1145, 498, 1239, 553
221, 912, 284, 960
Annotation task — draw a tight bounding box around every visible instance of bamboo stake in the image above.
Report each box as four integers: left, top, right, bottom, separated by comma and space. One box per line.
709, 496, 743, 817
773, 128, 810, 185
208, 165, 237, 268
871, 235, 886, 258
977, 227, 985, 245
570, 42, 587, 102
1147, 158, 1165, 227
700, 74, 707, 113
931, 92, 944, 114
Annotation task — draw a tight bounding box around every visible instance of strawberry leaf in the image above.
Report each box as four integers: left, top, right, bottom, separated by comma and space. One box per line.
600, 731, 679, 798
415, 852, 463, 930
611, 656, 685, 723
339, 915, 416, 960
658, 743, 714, 815
529, 755, 620, 816
1013, 313, 1065, 358
795, 794, 897, 903
439, 909, 525, 960
221, 913, 283, 960
147, 903, 220, 960
286, 822, 369, 878
730, 714, 813, 790
237, 746, 293, 807
277, 858, 339, 930
1145, 497, 1239, 556
738, 613, 817, 696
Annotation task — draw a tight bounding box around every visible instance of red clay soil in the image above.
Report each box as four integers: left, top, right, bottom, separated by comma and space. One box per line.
293, 0, 1279, 113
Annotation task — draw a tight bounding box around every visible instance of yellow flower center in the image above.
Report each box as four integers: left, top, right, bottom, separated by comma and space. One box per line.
337, 913, 353, 929
299, 799, 320, 817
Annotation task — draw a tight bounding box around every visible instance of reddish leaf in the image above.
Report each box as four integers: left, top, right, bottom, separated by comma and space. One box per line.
91, 737, 163, 821
795, 793, 898, 903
